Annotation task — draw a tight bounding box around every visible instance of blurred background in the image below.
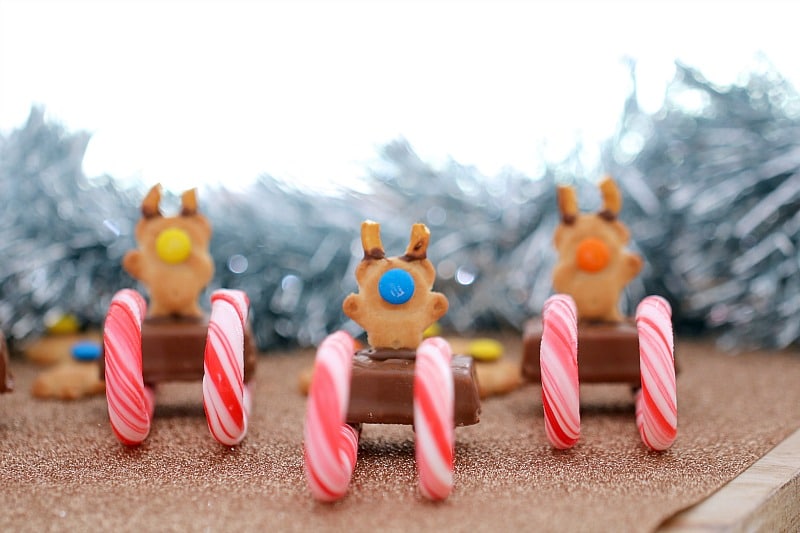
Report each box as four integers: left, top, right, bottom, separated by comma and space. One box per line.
2, 0, 799, 352
3, 0, 799, 191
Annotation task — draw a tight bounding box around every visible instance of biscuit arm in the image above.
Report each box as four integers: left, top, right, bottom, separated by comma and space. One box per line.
430, 292, 449, 322
342, 293, 361, 322
122, 250, 144, 280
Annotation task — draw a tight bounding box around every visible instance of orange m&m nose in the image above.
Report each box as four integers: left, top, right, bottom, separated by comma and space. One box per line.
576, 237, 610, 273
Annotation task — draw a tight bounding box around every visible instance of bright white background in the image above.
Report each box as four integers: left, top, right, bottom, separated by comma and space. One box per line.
1, 0, 797, 192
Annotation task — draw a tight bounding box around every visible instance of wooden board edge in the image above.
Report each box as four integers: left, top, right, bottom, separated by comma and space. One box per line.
658, 427, 800, 532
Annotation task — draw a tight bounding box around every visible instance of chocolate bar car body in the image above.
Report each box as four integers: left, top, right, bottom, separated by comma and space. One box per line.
102, 314, 256, 390
522, 319, 642, 385
348, 349, 480, 426
137, 315, 256, 385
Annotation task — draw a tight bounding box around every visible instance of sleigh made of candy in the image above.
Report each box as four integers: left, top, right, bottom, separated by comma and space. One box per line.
102, 186, 256, 446
522, 294, 676, 451
522, 178, 677, 451
304, 222, 481, 502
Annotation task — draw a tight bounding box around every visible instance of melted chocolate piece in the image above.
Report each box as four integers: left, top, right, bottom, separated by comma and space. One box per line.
522, 318, 643, 385
0, 331, 13, 393
346, 349, 481, 427
101, 316, 256, 385
357, 348, 416, 361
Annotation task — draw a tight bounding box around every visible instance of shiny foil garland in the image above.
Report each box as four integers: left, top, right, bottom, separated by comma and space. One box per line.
605, 63, 800, 350
2, 61, 800, 351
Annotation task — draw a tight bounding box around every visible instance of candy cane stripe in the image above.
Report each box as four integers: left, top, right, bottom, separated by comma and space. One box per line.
203, 290, 249, 446
414, 337, 454, 501
304, 331, 359, 502
636, 296, 677, 451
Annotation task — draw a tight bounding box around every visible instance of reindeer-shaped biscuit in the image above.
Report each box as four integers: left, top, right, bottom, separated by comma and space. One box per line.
122, 184, 214, 318
552, 177, 642, 322
343, 221, 448, 350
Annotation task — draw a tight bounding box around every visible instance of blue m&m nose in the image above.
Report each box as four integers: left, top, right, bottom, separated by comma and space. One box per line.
72, 341, 102, 362
378, 268, 415, 305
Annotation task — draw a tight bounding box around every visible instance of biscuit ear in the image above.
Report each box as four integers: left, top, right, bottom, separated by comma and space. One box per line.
180, 188, 199, 216
557, 185, 578, 225
403, 223, 430, 261
598, 176, 622, 221
361, 220, 385, 260
141, 184, 163, 219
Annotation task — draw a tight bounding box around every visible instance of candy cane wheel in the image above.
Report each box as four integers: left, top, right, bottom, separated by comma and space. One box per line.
203, 289, 250, 446
304, 331, 359, 502
635, 296, 677, 451
540, 294, 580, 449
103, 289, 153, 446
414, 337, 455, 501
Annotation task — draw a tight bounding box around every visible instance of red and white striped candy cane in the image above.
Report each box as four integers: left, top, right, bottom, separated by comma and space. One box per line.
636, 296, 677, 451
540, 294, 580, 449
104, 289, 153, 446
414, 336, 455, 501
304, 331, 359, 502
203, 289, 251, 446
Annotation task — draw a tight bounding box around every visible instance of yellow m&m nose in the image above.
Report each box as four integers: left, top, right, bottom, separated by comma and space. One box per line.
156, 227, 192, 264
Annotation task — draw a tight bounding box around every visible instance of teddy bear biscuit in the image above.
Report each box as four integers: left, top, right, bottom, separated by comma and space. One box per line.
342, 221, 448, 350
122, 184, 214, 318
552, 176, 642, 322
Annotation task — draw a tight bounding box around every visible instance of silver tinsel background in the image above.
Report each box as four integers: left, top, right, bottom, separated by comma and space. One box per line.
2, 62, 800, 352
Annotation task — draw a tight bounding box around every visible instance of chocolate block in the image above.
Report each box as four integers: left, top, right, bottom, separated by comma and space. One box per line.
101, 316, 256, 385
346, 349, 481, 427
522, 318, 643, 385
0, 331, 12, 393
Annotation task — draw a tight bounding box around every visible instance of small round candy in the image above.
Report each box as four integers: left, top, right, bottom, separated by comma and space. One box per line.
423, 322, 442, 338
378, 268, 415, 305
45, 313, 80, 335
72, 341, 102, 362
156, 227, 192, 264
576, 237, 610, 273
467, 338, 503, 361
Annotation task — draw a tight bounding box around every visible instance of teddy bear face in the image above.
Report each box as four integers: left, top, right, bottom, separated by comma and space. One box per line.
122, 185, 214, 318
551, 177, 643, 323
343, 221, 448, 351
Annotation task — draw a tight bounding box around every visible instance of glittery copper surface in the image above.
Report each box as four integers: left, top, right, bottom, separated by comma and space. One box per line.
1, 338, 799, 532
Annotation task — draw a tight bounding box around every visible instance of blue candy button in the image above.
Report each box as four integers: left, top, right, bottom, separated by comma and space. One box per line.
72, 341, 102, 362
378, 268, 415, 305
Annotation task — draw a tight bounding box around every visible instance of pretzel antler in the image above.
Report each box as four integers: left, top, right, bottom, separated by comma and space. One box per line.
402, 223, 430, 261
361, 220, 385, 260
557, 185, 579, 225
141, 184, 163, 219
180, 188, 199, 216
598, 176, 622, 221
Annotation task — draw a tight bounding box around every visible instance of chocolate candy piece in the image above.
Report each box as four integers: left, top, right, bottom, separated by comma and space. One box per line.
0, 331, 13, 393
100, 316, 256, 385
522, 318, 642, 385
346, 349, 481, 426
72, 341, 102, 362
